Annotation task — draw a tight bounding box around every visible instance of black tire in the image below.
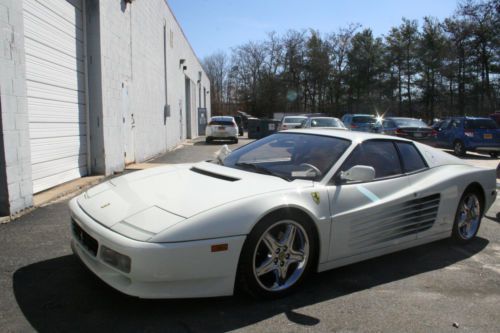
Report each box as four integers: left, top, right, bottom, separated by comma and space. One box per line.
451, 189, 483, 244
205, 137, 212, 144
234, 138, 239, 144
236, 211, 317, 299
489, 152, 498, 158
453, 140, 466, 156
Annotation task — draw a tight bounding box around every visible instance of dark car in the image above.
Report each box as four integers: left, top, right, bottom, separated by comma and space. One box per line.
490, 112, 500, 127
233, 115, 244, 136
341, 114, 376, 132
375, 117, 436, 145
436, 116, 500, 157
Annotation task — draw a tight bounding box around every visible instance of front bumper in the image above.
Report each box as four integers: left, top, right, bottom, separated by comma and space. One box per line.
69, 198, 246, 298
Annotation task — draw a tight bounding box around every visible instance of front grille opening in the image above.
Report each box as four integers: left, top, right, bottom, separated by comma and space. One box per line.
72, 219, 99, 257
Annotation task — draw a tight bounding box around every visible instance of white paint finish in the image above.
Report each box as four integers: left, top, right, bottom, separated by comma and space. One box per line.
23, 0, 87, 192
69, 131, 497, 298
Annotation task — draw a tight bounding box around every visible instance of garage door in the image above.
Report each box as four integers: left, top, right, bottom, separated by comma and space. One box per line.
23, 0, 88, 193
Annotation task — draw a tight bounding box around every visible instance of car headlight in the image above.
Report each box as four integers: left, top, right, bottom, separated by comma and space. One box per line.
100, 245, 131, 273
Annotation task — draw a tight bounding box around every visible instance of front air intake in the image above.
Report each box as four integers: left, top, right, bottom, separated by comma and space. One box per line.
190, 167, 240, 182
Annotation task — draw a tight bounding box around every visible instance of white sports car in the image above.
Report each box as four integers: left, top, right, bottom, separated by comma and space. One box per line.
69, 129, 497, 299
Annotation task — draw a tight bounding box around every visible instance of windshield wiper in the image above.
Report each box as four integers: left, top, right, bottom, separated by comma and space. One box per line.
235, 162, 291, 181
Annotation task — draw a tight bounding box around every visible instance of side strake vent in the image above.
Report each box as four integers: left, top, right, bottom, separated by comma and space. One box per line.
190, 167, 240, 182
349, 194, 441, 249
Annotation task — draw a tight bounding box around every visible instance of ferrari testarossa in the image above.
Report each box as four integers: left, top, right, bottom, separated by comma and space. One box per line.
69, 129, 497, 298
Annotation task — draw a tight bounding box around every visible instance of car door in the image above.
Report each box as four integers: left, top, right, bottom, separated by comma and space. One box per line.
400, 141, 447, 240
327, 140, 417, 260
436, 119, 452, 147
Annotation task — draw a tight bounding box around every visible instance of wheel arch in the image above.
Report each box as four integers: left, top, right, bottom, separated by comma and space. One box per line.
244, 206, 321, 268
463, 182, 486, 215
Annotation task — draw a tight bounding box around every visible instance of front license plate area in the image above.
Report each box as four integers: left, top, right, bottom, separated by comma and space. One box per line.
484, 134, 492, 139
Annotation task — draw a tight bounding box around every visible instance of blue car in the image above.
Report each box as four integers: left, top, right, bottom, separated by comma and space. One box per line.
341, 114, 376, 132
436, 117, 500, 158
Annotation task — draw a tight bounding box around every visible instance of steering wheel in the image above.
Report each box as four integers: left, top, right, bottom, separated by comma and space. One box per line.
299, 163, 322, 177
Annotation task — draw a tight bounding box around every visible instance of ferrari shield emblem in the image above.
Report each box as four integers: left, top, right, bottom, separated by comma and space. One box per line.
311, 192, 320, 205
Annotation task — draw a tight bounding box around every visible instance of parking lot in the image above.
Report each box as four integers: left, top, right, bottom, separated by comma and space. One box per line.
0, 136, 499, 333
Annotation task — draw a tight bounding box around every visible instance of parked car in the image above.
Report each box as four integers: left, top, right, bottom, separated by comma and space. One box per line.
279, 116, 307, 131
70, 129, 496, 299
436, 117, 500, 157
300, 117, 347, 130
205, 116, 239, 144
374, 117, 436, 145
341, 114, 376, 132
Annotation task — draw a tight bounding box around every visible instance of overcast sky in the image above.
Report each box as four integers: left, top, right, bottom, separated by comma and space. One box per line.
168, 0, 459, 60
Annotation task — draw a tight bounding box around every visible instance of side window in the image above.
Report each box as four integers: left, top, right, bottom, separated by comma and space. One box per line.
440, 119, 450, 130
339, 140, 403, 180
395, 142, 427, 173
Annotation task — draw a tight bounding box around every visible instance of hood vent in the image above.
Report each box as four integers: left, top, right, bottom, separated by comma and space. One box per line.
190, 167, 240, 182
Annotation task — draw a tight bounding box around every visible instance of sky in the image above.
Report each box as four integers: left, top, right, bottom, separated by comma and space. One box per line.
167, 0, 459, 60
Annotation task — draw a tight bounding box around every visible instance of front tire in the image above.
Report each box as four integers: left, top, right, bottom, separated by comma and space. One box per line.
451, 190, 482, 244
453, 140, 466, 156
237, 213, 317, 299
489, 152, 498, 158
233, 137, 239, 144
205, 137, 212, 144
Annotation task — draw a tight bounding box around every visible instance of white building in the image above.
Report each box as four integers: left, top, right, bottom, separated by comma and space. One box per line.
0, 0, 210, 215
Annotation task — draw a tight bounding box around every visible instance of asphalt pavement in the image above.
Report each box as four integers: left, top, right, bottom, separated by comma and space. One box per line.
0, 135, 499, 333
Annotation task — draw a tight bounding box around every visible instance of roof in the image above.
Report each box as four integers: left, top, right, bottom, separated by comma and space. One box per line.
308, 116, 341, 120
211, 116, 234, 120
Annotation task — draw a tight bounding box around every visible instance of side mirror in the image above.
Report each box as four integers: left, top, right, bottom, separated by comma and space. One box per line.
340, 165, 375, 183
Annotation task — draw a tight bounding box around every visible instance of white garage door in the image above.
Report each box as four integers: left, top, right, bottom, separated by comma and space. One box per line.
23, 0, 88, 193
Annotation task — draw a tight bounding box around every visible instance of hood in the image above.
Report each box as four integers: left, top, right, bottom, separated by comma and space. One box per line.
77, 162, 306, 240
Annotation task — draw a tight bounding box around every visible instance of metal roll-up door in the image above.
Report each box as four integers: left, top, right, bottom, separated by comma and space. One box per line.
23, 0, 88, 193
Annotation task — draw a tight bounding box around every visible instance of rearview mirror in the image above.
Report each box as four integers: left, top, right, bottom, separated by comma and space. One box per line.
340, 165, 375, 183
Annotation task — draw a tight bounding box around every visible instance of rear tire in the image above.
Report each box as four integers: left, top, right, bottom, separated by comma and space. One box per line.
451, 190, 483, 244
234, 137, 239, 144
489, 152, 498, 158
453, 140, 466, 157
205, 137, 212, 144
237, 212, 317, 299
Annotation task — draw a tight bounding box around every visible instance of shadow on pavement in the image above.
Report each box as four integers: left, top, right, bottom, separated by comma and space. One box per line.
13, 237, 488, 333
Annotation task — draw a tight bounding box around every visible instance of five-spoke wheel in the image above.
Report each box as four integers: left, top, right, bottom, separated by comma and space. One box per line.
452, 190, 482, 243
253, 221, 309, 292
237, 213, 316, 298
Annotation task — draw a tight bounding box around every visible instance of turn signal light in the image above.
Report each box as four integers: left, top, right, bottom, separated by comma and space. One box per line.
100, 245, 131, 273
211, 244, 228, 252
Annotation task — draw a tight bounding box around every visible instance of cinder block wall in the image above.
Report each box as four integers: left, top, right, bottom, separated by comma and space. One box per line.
0, 0, 33, 215
96, 0, 211, 175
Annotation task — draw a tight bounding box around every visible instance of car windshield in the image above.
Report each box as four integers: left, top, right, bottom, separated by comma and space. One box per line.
465, 119, 498, 130
284, 117, 306, 124
222, 133, 351, 181
392, 118, 428, 127
353, 116, 375, 124
310, 118, 341, 127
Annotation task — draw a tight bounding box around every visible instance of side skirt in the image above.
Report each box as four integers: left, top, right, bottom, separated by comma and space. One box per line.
317, 231, 451, 273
